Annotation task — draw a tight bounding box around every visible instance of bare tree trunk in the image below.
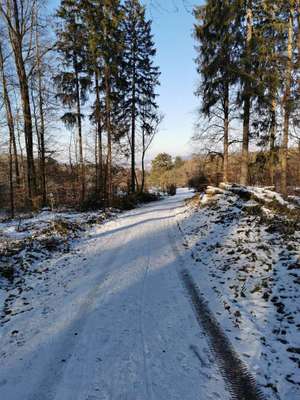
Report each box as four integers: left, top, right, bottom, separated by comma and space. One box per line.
104, 65, 112, 205
4, 0, 37, 203
31, 84, 41, 178
0, 43, 15, 217
106, 128, 112, 205
134, 169, 139, 193
12, 120, 20, 186
240, 1, 253, 186
141, 131, 146, 193
223, 83, 229, 183
94, 127, 98, 192
35, 17, 47, 206
15, 56, 36, 201
281, 3, 294, 197
16, 109, 25, 186
75, 67, 85, 204
216, 157, 220, 186
68, 138, 76, 203
269, 98, 277, 186
95, 70, 103, 199
9, 128, 15, 218
8, 86, 20, 187
130, 27, 137, 194
38, 77, 46, 206
131, 69, 136, 194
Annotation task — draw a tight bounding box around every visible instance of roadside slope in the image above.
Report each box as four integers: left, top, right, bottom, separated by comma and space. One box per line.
178, 187, 300, 400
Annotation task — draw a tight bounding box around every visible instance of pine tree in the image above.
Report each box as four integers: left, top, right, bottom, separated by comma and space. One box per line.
194, 0, 239, 183
82, 0, 105, 200
239, 0, 254, 185
281, 0, 295, 196
55, 0, 91, 205
122, 0, 160, 193
250, 1, 284, 186
100, 0, 125, 204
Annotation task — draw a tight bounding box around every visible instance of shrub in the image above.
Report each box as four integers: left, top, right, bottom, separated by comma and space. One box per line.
79, 193, 106, 211
167, 184, 177, 196
188, 172, 209, 192
114, 191, 160, 210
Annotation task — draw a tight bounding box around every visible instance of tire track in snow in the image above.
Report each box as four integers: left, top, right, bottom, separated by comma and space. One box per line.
168, 212, 266, 400
180, 269, 266, 400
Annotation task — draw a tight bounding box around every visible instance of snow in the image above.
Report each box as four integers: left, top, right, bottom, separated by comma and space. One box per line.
0, 209, 117, 240
1, 187, 298, 399
289, 195, 300, 207
0, 190, 230, 400
178, 187, 300, 400
0, 209, 118, 290
250, 187, 288, 205
220, 183, 290, 206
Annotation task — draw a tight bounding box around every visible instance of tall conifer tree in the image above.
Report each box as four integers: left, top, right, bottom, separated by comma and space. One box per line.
82, 0, 105, 200
55, 0, 91, 204
122, 0, 159, 193
281, 0, 295, 196
194, 0, 239, 182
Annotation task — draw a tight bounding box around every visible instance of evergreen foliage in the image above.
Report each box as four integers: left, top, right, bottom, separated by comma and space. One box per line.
194, 0, 300, 195
122, 0, 160, 193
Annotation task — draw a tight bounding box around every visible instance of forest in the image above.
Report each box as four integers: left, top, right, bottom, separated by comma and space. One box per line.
0, 0, 160, 216
2, 0, 300, 217
192, 0, 300, 197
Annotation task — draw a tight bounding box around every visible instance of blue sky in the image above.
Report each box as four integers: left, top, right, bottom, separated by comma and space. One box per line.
143, 0, 201, 158
49, 0, 202, 159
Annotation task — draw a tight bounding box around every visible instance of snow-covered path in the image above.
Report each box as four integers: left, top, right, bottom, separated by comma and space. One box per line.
1, 189, 230, 400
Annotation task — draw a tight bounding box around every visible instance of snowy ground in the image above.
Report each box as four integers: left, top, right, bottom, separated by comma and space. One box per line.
0, 208, 118, 288
179, 186, 300, 400
0, 187, 298, 400
0, 190, 231, 400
